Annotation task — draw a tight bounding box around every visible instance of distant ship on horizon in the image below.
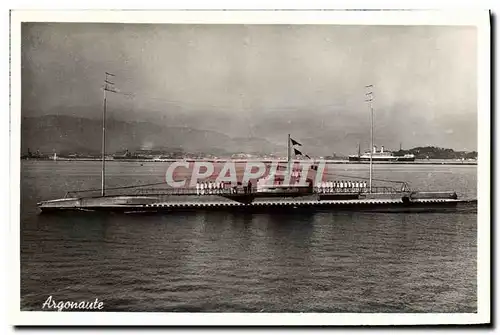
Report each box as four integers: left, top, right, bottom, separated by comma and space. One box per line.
348, 145, 415, 162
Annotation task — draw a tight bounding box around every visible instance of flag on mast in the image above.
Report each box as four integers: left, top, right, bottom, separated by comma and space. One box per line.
293, 148, 303, 156
290, 138, 302, 146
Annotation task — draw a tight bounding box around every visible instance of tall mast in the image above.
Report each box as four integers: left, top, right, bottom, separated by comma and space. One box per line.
287, 133, 291, 176
102, 72, 115, 196
365, 85, 374, 193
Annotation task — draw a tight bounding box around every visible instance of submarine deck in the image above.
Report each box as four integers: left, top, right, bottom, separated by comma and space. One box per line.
37, 188, 474, 214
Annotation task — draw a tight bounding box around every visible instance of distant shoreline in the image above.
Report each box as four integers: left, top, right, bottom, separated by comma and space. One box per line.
20, 158, 478, 166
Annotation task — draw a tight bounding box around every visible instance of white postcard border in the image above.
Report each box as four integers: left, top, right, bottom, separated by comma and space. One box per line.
9, 9, 490, 326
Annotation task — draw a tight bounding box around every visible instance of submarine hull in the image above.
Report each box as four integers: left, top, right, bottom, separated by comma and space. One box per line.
37, 191, 472, 214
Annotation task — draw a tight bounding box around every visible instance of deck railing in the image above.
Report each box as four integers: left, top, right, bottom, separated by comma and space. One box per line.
65, 184, 408, 198
315, 186, 400, 194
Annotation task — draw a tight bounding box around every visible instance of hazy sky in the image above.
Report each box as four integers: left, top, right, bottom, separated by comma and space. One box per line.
22, 23, 477, 152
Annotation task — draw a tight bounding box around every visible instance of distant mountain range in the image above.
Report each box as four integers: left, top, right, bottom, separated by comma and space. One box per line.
21, 115, 285, 156
21, 113, 478, 157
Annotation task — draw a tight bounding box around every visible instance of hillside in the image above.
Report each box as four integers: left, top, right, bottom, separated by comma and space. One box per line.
21, 115, 284, 156
394, 146, 477, 160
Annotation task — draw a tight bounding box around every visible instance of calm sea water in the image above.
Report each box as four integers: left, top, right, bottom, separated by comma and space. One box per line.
21, 161, 477, 312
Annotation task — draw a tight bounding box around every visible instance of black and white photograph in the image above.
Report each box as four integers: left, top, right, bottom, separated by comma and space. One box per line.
9, 9, 490, 326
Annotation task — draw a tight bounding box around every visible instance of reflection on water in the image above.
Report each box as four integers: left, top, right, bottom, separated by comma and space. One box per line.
21, 161, 477, 312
